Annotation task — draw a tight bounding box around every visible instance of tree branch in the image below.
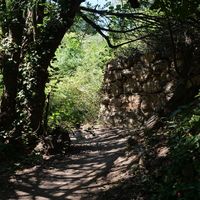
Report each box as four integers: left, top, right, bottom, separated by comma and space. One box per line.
80, 11, 149, 34
96, 24, 149, 33
80, 6, 163, 23
80, 13, 115, 48
80, 13, 151, 48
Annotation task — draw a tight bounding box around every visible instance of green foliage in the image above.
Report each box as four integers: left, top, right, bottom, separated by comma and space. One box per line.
151, 0, 200, 19
152, 100, 200, 200
52, 33, 83, 76
47, 33, 111, 127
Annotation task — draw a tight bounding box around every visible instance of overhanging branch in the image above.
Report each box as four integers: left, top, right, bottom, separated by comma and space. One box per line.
80, 13, 115, 48
80, 13, 151, 48
95, 25, 149, 33
80, 6, 163, 24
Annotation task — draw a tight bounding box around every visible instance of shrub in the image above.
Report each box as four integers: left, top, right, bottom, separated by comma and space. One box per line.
152, 99, 200, 200
47, 33, 112, 127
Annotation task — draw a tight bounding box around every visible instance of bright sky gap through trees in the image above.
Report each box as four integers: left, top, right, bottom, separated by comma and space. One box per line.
83, 0, 116, 6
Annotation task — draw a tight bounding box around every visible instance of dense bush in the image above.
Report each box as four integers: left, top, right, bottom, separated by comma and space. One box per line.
152, 99, 200, 200
47, 33, 112, 127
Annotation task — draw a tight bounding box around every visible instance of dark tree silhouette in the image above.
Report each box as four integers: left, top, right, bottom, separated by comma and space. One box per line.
128, 0, 140, 8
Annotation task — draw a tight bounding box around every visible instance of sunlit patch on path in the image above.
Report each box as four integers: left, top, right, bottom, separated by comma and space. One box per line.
4, 127, 138, 200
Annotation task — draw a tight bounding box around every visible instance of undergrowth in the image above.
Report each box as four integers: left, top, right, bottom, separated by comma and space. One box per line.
151, 99, 200, 200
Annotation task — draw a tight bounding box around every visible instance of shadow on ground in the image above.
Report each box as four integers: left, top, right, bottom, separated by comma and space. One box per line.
0, 127, 136, 200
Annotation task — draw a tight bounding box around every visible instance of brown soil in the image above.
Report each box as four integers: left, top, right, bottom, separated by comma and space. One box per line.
1, 126, 139, 200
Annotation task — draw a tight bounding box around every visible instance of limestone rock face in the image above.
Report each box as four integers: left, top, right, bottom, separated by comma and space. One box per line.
100, 51, 176, 127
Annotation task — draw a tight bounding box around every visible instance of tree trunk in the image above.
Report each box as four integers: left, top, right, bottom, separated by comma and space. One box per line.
0, 2, 24, 131
16, 0, 82, 139
0, 0, 82, 147
0, 54, 19, 130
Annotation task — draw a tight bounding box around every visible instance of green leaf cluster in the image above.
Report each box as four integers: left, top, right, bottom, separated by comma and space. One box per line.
47, 33, 112, 127
151, 0, 200, 19
153, 99, 200, 200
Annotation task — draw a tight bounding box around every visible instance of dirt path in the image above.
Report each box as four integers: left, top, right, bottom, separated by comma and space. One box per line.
2, 127, 138, 200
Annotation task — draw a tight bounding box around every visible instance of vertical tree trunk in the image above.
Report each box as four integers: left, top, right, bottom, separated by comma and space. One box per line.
0, 2, 24, 131
0, 0, 82, 148
0, 54, 19, 129
18, 0, 82, 137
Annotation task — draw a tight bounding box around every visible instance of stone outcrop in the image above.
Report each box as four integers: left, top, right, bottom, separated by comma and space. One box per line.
100, 49, 200, 127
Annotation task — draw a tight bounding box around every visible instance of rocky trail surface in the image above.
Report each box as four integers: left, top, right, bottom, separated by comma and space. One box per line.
1, 127, 139, 200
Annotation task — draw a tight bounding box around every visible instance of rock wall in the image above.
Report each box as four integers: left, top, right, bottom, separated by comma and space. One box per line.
100, 51, 177, 127
100, 47, 200, 127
